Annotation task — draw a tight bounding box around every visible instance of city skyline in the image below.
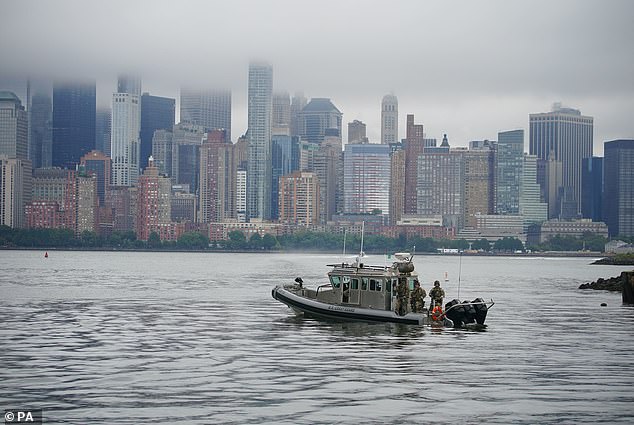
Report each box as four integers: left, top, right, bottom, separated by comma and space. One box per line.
1, 0, 632, 155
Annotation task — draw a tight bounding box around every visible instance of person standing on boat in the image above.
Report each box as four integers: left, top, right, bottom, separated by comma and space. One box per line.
395, 277, 410, 316
429, 280, 445, 308
410, 279, 426, 313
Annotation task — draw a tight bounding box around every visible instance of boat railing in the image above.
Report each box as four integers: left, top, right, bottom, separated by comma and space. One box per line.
326, 263, 391, 272
442, 299, 495, 316
316, 283, 332, 297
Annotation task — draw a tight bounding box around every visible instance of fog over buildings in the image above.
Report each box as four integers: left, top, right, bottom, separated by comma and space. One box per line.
1, 0, 633, 154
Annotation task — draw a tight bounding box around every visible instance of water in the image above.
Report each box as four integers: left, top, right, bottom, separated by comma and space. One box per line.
1, 250, 633, 424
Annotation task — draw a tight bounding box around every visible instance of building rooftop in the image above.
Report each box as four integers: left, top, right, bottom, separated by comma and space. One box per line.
0, 91, 22, 103
302, 98, 341, 114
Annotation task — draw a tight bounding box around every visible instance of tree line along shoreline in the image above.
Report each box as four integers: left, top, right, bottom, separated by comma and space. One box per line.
2, 225, 632, 258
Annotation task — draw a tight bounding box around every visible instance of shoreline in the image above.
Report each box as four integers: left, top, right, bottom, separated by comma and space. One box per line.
0, 246, 608, 258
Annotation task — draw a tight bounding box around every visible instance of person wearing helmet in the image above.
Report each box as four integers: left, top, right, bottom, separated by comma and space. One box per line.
395, 277, 409, 316
410, 279, 426, 313
429, 280, 445, 308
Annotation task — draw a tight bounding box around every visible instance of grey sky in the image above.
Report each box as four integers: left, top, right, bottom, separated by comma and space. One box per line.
2, 0, 633, 154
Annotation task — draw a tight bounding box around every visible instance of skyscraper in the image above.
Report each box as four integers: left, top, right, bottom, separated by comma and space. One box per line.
0, 91, 28, 160
603, 140, 634, 237
140, 93, 175, 169
343, 142, 390, 219
519, 154, 548, 225
463, 148, 494, 228
348, 120, 367, 143
151, 129, 173, 177
290, 92, 307, 137
199, 129, 229, 223
271, 134, 300, 220
28, 83, 53, 168
404, 114, 425, 215
117, 75, 142, 97
529, 104, 593, 215
80, 150, 111, 206
0, 155, 31, 228
171, 122, 205, 192
136, 157, 171, 240
247, 61, 273, 221
110, 92, 140, 187
581, 157, 603, 222
389, 144, 405, 225
52, 81, 96, 169
180, 88, 231, 141
495, 129, 524, 215
278, 171, 320, 226
381, 94, 398, 145
272, 91, 291, 135
417, 149, 464, 228
95, 107, 112, 157
298, 98, 342, 144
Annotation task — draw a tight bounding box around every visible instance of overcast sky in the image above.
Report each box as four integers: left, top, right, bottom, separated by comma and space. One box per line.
2, 0, 633, 154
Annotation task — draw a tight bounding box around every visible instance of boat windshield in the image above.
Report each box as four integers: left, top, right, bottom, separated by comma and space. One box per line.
330, 275, 341, 288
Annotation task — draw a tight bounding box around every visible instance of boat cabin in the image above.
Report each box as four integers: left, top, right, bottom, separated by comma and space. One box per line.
320, 261, 420, 311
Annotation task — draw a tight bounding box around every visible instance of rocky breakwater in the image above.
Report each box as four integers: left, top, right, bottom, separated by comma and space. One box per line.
579, 270, 634, 303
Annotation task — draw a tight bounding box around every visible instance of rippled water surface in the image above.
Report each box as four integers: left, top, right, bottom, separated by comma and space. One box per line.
1, 250, 634, 424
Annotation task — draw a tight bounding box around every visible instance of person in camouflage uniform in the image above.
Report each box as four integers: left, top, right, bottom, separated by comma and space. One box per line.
429, 280, 445, 308
395, 277, 410, 316
410, 279, 426, 313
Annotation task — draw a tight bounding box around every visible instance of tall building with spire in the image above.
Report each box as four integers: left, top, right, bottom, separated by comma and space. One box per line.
381, 94, 398, 145
247, 61, 273, 220
529, 104, 593, 215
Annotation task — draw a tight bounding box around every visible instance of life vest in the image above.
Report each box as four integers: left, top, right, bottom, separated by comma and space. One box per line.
431, 305, 443, 321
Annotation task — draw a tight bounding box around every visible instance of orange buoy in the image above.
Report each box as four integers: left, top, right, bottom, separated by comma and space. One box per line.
44, 252, 48, 258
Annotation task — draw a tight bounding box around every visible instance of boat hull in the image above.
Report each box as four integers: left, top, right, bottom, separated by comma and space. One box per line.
272, 285, 453, 326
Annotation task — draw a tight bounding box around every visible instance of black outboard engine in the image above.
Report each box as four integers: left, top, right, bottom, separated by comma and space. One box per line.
444, 299, 464, 328
461, 301, 477, 325
472, 297, 488, 325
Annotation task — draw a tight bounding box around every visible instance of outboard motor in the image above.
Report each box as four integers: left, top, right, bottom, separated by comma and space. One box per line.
444, 299, 464, 328
461, 301, 477, 325
472, 297, 488, 325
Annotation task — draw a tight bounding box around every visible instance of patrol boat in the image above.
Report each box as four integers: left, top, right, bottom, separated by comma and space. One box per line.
271, 253, 494, 327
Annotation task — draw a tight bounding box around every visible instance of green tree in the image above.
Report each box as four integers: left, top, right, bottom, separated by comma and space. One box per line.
493, 237, 524, 252
249, 233, 263, 249
177, 232, 209, 249
261, 233, 278, 250
227, 230, 247, 250
147, 232, 162, 249
471, 238, 491, 251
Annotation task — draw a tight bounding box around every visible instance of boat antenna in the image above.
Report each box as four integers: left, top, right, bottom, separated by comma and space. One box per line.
359, 221, 365, 257
410, 245, 416, 262
457, 250, 463, 299
342, 229, 347, 261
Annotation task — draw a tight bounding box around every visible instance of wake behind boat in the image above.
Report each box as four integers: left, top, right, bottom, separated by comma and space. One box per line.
272, 252, 494, 327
